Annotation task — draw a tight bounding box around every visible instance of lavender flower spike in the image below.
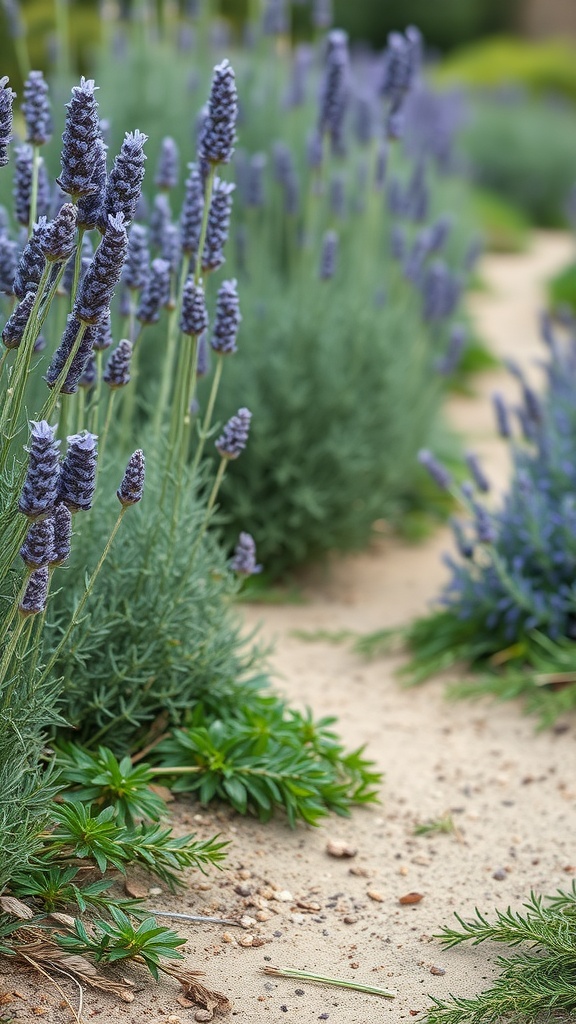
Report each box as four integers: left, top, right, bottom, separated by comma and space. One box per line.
117, 449, 145, 506
50, 503, 72, 566
155, 136, 179, 190
77, 136, 107, 231
58, 77, 102, 199
180, 277, 209, 337
123, 224, 150, 292
202, 178, 235, 273
319, 230, 338, 280
18, 420, 62, 519
231, 532, 262, 576
318, 30, 349, 156
199, 59, 238, 166
75, 212, 128, 325
492, 392, 512, 439
19, 566, 49, 616
59, 431, 99, 512
101, 129, 148, 229
40, 203, 78, 263
136, 257, 170, 325
0, 76, 16, 167
0, 234, 18, 294
180, 162, 204, 257
103, 338, 132, 389
465, 451, 490, 494
20, 517, 55, 569
2, 290, 35, 350
216, 407, 252, 460
13, 144, 34, 226
211, 279, 240, 353
45, 313, 96, 394
23, 70, 52, 146
418, 449, 451, 491
14, 218, 49, 299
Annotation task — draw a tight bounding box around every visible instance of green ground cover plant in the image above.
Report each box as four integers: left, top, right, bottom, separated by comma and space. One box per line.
358, 312, 576, 725
438, 37, 576, 104
424, 884, 576, 1024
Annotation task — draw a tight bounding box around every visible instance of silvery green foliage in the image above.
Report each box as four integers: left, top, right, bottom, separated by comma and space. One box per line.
103, 338, 132, 389
58, 432, 99, 512
0, 75, 15, 167
215, 407, 251, 459
22, 70, 52, 146
18, 421, 62, 520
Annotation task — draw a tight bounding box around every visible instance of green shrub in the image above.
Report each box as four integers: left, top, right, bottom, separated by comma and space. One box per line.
459, 94, 576, 226
471, 187, 529, 253
548, 260, 576, 315
438, 36, 576, 104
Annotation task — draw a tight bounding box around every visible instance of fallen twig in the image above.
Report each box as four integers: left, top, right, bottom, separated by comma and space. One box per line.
148, 910, 243, 927
261, 965, 397, 998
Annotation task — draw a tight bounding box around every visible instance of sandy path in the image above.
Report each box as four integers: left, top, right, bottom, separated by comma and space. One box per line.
2, 232, 575, 1024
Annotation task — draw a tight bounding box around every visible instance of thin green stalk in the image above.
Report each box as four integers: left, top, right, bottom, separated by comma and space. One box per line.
185, 455, 227, 561
56, 393, 69, 440
69, 227, 85, 312
76, 387, 86, 434
194, 168, 215, 287
28, 145, 40, 235
0, 349, 9, 382
155, 256, 190, 439
261, 965, 396, 999
0, 615, 28, 690
89, 350, 105, 434
37, 507, 127, 687
98, 389, 116, 471
1, 569, 32, 641
38, 322, 88, 424
189, 352, 223, 477
176, 334, 198, 465
53, 0, 71, 78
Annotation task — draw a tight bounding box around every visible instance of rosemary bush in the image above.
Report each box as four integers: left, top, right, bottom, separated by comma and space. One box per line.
359, 313, 576, 724
85, 7, 481, 577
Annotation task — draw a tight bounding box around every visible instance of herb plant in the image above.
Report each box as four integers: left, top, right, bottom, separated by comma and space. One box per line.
425, 884, 576, 1024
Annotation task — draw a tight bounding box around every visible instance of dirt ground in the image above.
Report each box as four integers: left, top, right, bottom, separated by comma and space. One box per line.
1, 232, 575, 1024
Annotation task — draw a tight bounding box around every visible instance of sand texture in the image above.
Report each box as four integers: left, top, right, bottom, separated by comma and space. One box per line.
1, 232, 575, 1024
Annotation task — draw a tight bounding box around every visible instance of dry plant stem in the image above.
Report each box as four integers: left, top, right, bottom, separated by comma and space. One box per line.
38, 507, 127, 687
18, 952, 83, 1024
28, 145, 41, 235
261, 965, 397, 998
148, 910, 243, 927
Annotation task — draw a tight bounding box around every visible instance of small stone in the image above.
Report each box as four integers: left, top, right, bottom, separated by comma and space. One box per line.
258, 887, 275, 900
349, 865, 369, 877
221, 932, 235, 943
238, 869, 252, 879
326, 839, 357, 859
124, 878, 149, 899
240, 915, 257, 928
350, 962, 359, 969
430, 966, 446, 976
343, 915, 358, 924
367, 890, 384, 903
194, 1012, 213, 1022
148, 887, 162, 896
235, 884, 252, 897
399, 892, 424, 905
256, 911, 271, 922
238, 934, 254, 947
492, 868, 507, 881
274, 890, 293, 902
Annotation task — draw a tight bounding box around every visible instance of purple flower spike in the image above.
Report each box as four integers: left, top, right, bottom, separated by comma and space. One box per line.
492, 392, 511, 439
231, 532, 262, 576
117, 449, 145, 506
196, 331, 210, 378
103, 338, 132, 389
202, 178, 235, 273
18, 420, 61, 520
211, 279, 240, 354
13, 144, 34, 226
2, 290, 35, 350
19, 566, 49, 616
155, 136, 179, 190
180, 277, 209, 337
92, 312, 113, 352
20, 516, 55, 569
58, 77, 102, 199
13, 218, 49, 299
318, 30, 349, 157
101, 129, 148, 229
199, 59, 238, 166
123, 224, 150, 292
180, 162, 204, 257
74, 212, 128, 325
23, 70, 52, 146
0, 76, 16, 167
0, 234, 18, 295
418, 449, 451, 491
465, 451, 490, 494
77, 136, 107, 231
51, 503, 72, 566
45, 313, 96, 395
79, 353, 98, 390
319, 230, 338, 280
136, 257, 171, 324
150, 193, 171, 250
41, 203, 78, 263
59, 430, 99, 512
216, 407, 252, 460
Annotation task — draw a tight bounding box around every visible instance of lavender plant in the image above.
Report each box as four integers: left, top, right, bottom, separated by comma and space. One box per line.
359, 314, 576, 723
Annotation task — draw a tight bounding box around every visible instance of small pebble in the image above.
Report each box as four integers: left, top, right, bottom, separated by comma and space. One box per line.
492, 868, 507, 881
343, 915, 358, 924
367, 890, 384, 903
274, 890, 293, 902
399, 892, 424, 905
239, 934, 254, 947
256, 910, 271, 922
235, 884, 252, 897
240, 915, 257, 928
326, 839, 357, 859
430, 966, 446, 976
295, 989, 305, 996
349, 865, 369, 877
280, 1006, 288, 1013
148, 887, 162, 896
194, 1012, 213, 1023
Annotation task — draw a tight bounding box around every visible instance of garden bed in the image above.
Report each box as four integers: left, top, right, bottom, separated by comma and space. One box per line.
1, 232, 574, 1023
